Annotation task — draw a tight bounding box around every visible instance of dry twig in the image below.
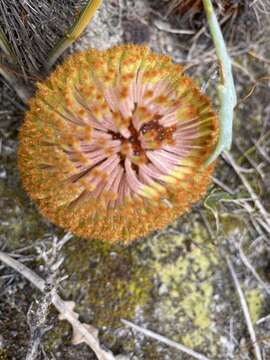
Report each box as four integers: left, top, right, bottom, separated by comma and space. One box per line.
224, 151, 270, 230
153, 19, 195, 35
122, 319, 211, 360
238, 236, 270, 295
227, 257, 262, 360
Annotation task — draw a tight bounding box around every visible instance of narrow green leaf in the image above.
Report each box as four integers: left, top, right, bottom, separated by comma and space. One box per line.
47, 0, 103, 69
202, 0, 237, 165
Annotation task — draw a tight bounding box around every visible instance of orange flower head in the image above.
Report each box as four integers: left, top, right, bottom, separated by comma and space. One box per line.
18, 45, 218, 244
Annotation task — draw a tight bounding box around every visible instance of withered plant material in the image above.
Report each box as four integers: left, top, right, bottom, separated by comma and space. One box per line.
167, 0, 244, 20
0, 0, 85, 79
157, 0, 265, 45
0, 249, 123, 360
47, 0, 103, 69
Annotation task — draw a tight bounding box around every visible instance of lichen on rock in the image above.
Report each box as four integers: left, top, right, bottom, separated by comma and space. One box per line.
144, 222, 220, 354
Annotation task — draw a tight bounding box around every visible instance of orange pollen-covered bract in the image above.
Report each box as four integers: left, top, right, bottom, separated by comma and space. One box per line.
18, 44, 218, 244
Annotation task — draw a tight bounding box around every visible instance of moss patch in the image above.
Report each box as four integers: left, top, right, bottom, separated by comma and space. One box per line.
61, 237, 153, 328
43, 237, 154, 353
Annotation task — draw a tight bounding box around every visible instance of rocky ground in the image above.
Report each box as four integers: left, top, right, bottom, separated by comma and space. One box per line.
1, 1, 270, 359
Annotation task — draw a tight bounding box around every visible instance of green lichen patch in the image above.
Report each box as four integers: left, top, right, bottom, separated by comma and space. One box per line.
245, 288, 263, 324
143, 222, 221, 355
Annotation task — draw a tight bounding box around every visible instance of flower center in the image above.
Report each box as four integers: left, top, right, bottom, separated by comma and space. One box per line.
109, 114, 176, 169
63, 78, 202, 207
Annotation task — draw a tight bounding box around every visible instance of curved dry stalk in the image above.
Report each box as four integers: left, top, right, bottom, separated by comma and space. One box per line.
0, 250, 120, 360
122, 319, 211, 360
226, 257, 262, 360
47, 0, 103, 69
202, 0, 237, 165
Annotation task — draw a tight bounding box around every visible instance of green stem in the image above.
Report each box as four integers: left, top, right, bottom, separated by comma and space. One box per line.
202, 0, 237, 165
47, 0, 103, 69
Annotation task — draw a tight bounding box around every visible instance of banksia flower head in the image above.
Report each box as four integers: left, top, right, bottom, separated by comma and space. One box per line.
18, 45, 218, 243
